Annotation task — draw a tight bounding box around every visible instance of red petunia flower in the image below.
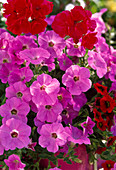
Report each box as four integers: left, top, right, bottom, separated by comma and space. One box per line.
94, 83, 108, 95
107, 136, 116, 147
100, 95, 116, 113
97, 118, 107, 131
102, 160, 115, 170
95, 147, 106, 154
93, 108, 102, 121
106, 116, 114, 131
94, 97, 101, 108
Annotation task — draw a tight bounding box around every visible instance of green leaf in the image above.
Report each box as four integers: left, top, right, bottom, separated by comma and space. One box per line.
64, 157, 72, 164
56, 152, 64, 159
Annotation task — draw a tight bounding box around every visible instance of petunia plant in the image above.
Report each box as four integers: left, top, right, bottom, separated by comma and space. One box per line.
0, 0, 116, 170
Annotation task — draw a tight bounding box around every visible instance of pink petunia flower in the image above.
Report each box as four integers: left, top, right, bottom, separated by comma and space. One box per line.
38, 30, 66, 58
19, 47, 50, 66
88, 51, 107, 78
66, 38, 85, 57
30, 73, 60, 106
0, 97, 30, 123
8, 66, 33, 85
6, 81, 31, 103
62, 65, 92, 95
37, 101, 63, 123
0, 118, 31, 150
39, 123, 68, 153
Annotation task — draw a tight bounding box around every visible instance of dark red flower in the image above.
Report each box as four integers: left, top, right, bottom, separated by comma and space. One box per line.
100, 95, 116, 113
107, 136, 116, 147
94, 97, 101, 108
81, 32, 98, 50
102, 160, 115, 170
93, 108, 102, 121
94, 83, 108, 95
106, 116, 114, 131
97, 118, 107, 131
95, 147, 106, 154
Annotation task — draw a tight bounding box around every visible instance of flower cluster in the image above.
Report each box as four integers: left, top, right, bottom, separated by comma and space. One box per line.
0, 1, 116, 169
3, 0, 53, 35
93, 83, 115, 132
52, 6, 98, 49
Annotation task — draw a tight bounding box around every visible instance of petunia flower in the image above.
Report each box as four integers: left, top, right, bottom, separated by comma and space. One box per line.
0, 118, 31, 150
4, 154, 26, 170
62, 65, 92, 95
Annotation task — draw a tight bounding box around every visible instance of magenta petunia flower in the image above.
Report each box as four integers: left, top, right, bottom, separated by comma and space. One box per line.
0, 50, 11, 64
70, 93, 87, 111
0, 63, 19, 84
27, 139, 37, 151
88, 51, 107, 78
30, 73, 60, 106
0, 118, 31, 150
8, 66, 33, 85
39, 123, 68, 153
37, 101, 63, 122
4, 154, 26, 170
58, 53, 73, 71
8, 38, 24, 65
81, 116, 95, 136
61, 104, 79, 124
62, 65, 92, 95
57, 87, 71, 109
16, 35, 38, 50
65, 125, 91, 144
6, 81, 31, 103
0, 32, 14, 51
0, 97, 30, 123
